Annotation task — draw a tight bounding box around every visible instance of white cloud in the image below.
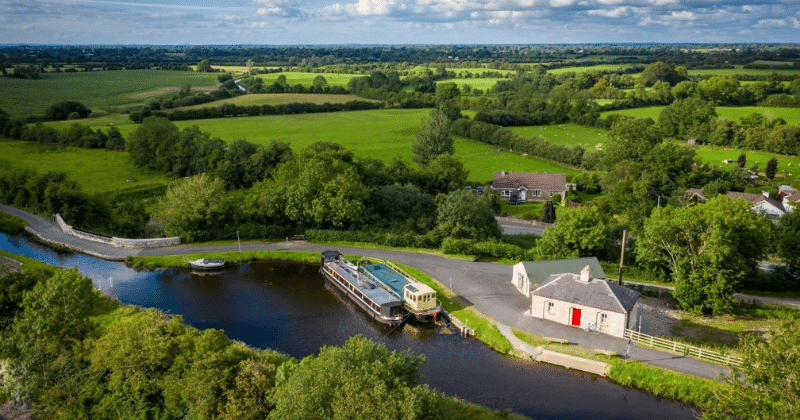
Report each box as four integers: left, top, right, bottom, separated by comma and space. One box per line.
549, 0, 575, 7
792, 17, 800, 28
757, 18, 787, 27
647, 0, 678, 6
669, 11, 694, 20
587, 7, 627, 18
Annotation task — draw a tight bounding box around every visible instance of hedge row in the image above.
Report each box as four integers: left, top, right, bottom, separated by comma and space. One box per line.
130, 100, 383, 122
441, 238, 530, 260
304, 229, 438, 249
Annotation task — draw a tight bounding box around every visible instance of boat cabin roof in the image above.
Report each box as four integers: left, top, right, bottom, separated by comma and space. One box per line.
361, 263, 435, 297
326, 259, 400, 306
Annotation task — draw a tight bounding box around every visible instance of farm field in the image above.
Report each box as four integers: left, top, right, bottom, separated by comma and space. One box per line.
0, 138, 171, 193
253, 72, 361, 87
547, 64, 638, 74
104, 108, 576, 182
507, 124, 610, 148
436, 78, 505, 92
0, 70, 220, 117
687, 68, 800, 78
176, 93, 379, 110
601, 106, 800, 125
675, 140, 800, 183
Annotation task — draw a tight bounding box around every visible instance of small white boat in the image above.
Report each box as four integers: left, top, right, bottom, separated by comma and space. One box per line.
188, 258, 225, 270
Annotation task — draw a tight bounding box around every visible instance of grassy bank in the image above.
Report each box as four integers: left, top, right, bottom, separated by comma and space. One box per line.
0, 212, 27, 235
126, 250, 320, 270
511, 328, 722, 409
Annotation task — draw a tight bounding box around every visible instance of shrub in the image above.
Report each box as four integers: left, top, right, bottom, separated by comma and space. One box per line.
440, 237, 475, 255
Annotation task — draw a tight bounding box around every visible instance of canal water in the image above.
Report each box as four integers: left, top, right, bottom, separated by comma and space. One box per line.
0, 232, 698, 420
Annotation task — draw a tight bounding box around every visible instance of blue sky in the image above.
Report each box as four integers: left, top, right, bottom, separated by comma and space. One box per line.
1, 0, 799, 45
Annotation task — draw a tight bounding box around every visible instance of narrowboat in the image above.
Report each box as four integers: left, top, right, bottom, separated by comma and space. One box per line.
320, 251, 405, 326
359, 258, 442, 322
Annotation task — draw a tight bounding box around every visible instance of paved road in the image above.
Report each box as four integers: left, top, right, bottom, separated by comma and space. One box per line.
2, 204, 731, 380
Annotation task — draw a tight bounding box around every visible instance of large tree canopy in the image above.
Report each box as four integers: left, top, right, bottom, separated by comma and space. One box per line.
637, 195, 769, 314
535, 206, 609, 260
412, 109, 454, 166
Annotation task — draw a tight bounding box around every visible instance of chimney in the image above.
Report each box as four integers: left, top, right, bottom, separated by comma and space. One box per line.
501, 170, 506, 176
580, 265, 592, 282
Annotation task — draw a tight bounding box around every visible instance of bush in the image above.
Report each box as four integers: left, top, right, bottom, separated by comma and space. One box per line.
44, 101, 91, 121
472, 241, 525, 260
440, 237, 475, 255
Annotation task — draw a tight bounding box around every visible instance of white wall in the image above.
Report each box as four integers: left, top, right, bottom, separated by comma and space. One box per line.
531, 295, 630, 338
512, 263, 530, 297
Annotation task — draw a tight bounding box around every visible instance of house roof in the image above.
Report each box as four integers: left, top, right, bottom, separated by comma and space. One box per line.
517, 258, 606, 286
492, 172, 567, 192
532, 273, 640, 314
727, 192, 786, 213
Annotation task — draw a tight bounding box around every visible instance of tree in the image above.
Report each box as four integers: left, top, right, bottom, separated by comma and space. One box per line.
419, 154, 468, 194
271, 336, 441, 420
737, 153, 746, 168
126, 116, 180, 171
312, 75, 328, 88
542, 200, 556, 223
639, 61, 686, 86
776, 209, 800, 276
153, 173, 230, 242
44, 101, 91, 121
434, 189, 500, 241
197, 59, 214, 72
704, 322, 800, 420
766, 157, 778, 180
659, 97, 717, 139
412, 109, 454, 166
637, 196, 770, 314
535, 206, 609, 259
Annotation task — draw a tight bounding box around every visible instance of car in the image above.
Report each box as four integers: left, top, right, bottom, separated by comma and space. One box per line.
476, 186, 484, 194
508, 198, 518, 205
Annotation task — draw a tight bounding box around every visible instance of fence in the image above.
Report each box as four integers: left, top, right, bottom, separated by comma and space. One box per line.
624, 329, 742, 366
495, 215, 552, 227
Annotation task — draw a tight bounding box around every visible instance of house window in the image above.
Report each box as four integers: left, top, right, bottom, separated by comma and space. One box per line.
598, 313, 608, 325
547, 301, 555, 315
502, 190, 511, 197
532, 190, 541, 197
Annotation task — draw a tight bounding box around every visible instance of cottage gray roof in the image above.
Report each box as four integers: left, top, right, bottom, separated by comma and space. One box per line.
727, 192, 785, 212
532, 273, 640, 314
492, 172, 566, 191
519, 257, 605, 286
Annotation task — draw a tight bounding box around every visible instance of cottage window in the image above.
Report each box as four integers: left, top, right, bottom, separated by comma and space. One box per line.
598, 313, 608, 325
532, 190, 541, 197
502, 190, 511, 197
547, 301, 555, 315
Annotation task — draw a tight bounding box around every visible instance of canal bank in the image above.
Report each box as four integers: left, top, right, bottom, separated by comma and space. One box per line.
0, 232, 698, 420
0, 205, 728, 380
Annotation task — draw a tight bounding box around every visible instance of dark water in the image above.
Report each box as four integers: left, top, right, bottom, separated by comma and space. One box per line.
0, 232, 697, 420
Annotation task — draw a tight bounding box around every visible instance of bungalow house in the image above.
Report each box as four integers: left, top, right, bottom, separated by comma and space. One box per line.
512, 257, 605, 298
491, 171, 568, 203
530, 266, 640, 339
682, 188, 788, 219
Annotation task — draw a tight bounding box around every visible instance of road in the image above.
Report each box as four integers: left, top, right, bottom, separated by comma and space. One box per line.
2, 204, 736, 380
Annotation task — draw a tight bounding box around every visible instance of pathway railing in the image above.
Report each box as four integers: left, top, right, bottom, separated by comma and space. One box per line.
624, 329, 742, 366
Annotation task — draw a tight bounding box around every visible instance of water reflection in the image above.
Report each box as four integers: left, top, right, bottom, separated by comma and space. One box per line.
0, 232, 696, 420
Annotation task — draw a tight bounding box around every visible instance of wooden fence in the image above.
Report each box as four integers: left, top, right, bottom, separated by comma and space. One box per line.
624, 329, 742, 366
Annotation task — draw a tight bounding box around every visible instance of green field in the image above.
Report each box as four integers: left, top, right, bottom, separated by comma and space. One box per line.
687, 68, 800, 78
507, 124, 611, 148
436, 78, 505, 92
602, 106, 800, 125
678, 140, 800, 182
176, 93, 378, 110
0, 70, 220, 117
0, 138, 171, 193
104, 108, 576, 182
254, 72, 361, 87
547, 64, 638, 75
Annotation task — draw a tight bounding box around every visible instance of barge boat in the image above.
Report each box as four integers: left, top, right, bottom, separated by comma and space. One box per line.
359, 258, 442, 322
320, 250, 405, 326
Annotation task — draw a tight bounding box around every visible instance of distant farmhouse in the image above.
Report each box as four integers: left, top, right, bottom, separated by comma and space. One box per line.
491, 171, 568, 203
512, 257, 605, 298
684, 188, 792, 219
530, 265, 640, 338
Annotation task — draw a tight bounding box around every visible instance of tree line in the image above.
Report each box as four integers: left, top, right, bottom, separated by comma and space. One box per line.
130, 100, 383, 123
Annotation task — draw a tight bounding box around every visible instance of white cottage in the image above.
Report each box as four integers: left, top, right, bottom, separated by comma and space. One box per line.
512, 257, 605, 298
530, 266, 640, 338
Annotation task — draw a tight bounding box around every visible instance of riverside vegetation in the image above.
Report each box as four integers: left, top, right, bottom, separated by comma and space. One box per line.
3, 44, 800, 419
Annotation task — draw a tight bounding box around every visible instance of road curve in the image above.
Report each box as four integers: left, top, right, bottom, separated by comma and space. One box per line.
2, 204, 730, 380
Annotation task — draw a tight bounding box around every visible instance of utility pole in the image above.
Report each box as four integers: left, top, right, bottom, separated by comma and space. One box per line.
237, 230, 241, 252
618, 229, 627, 286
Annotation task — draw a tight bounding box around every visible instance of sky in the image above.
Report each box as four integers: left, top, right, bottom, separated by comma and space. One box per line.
1, 0, 799, 45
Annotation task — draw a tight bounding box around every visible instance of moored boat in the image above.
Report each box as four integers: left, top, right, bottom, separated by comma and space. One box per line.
188, 258, 225, 270
320, 251, 405, 326
358, 258, 442, 322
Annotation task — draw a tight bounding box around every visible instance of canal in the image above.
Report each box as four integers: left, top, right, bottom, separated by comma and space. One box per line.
0, 232, 697, 420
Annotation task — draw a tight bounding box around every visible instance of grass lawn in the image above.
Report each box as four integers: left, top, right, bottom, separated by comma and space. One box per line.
0, 70, 220, 117
507, 123, 611, 148
687, 68, 800, 78
253, 72, 361, 88
498, 201, 545, 219
602, 105, 800, 125
680, 140, 800, 183
0, 138, 171, 194
600, 106, 665, 121
547, 64, 639, 75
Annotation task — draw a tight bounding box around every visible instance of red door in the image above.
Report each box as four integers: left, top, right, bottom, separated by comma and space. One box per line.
571, 308, 581, 326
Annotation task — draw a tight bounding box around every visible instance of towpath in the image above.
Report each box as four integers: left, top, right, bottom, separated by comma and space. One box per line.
0, 204, 753, 380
